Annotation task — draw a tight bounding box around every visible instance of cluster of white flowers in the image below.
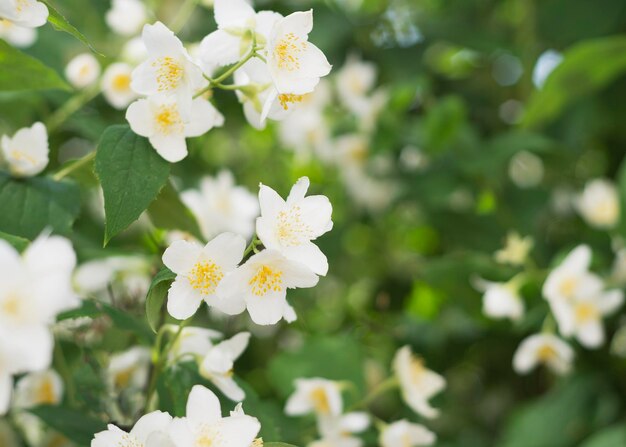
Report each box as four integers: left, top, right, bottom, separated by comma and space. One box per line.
92, 385, 262, 447
0, 235, 78, 414
163, 176, 332, 325
0, 121, 49, 177
0, 0, 47, 48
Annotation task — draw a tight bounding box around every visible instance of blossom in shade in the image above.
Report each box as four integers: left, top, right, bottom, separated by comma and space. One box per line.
65, 53, 101, 89
1, 122, 49, 177
105, 0, 147, 37
285, 378, 343, 417
0, 0, 48, 28
101, 63, 138, 109
198, 332, 250, 401
576, 179, 620, 230
513, 333, 574, 375
379, 420, 435, 447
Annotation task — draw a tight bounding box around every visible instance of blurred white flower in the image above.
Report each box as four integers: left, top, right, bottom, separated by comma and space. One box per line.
0, 19, 36, 47
162, 233, 246, 320
121, 36, 147, 65
105, 0, 147, 37
101, 63, 138, 109
532, 49, 562, 89
169, 326, 222, 361
0, 0, 48, 28
266, 10, 331, 95
74, 255, 151, 301
513, 333, 574, 375
473, 277, 524, 321
125, 95, 223, 163
13, 369, 63, 409
543, 245, 603, 305
168, 385, 260, 447
336, 54, 377, 114
494, 232, 533, 266
107, 346, 151, 390
611, 246, 626, 286
181, 170, 259, 241
310, 412, 370, 447
379, 420, 435, 447
1, 121, 49, 177
92, 411, 173, 447
217, 249, 318, 325
393, 346, 445, 419
65, 53, 101, 89
257, 176, 333, 276
131, 22, 205, 114
508, 150, 544, 188
199, 332, 250, 401
576, 179, 619, 229
285, 378, 343, 417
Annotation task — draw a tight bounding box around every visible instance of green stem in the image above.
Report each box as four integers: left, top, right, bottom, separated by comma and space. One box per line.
52, 151, 96, 181
45, 85, 100, 134
53, 340, 77, 406
348, 376, 399, 411
169, 0, 200, 33
193, 50, 258, 99
243, 236, 260, 257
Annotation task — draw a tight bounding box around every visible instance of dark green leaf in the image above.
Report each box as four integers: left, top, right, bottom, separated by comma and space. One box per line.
0, 231, 29, 251
0, 40, 69, 92
146, 267, 176, 333
0, 173, 80, 239
42, 0, 102, 55
147, 181, 203, 241
56, 300, 101, 321
28, 405, 105, 445
95, 125, 170, 245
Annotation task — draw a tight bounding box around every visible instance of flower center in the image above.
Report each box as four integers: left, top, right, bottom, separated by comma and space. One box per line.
575, 302, 599, 323
1, 294, 22, 319
274, 33, 305, 71
155, 104, 184, 135
119, 433, 144, 447
249, 265, 283, 296
310, 387, 330, 414
276, 206, 312, 247
537, 344, 557, 362
153, 56, 184, 92
112, 73, 131, 91
188, 261, 223, 296
10, 149, 37, 166
36, 379, 57, 405
195, 424, 222, 447
114, 367, 134, 388
558, 277, 577, 299
278, 93, 305, 110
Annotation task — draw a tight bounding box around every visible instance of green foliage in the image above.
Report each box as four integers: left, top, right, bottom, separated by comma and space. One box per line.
28, 405, 106, 445
0, 40, 69, 92
0, 172, 80, 239
0, 231, 29, 251
580, 425, 626, 447
146, 268, 176, 333
95, 125, 170, 245
41, 0, 102, 55
147, 181, 203, 240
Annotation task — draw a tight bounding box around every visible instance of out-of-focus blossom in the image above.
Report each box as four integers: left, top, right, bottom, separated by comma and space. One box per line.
126, 95, 223, 163
310, 412, 370, 447
198, 332, 250, 401
543, 245, 602, 305
65, 53, 101, 89
576, 179, 619, 230
107, 346, 151, 390
121, 36, 147, 65
513, 333, 574, 375
473, 277, 524, 321
181, 170, 259, 241
532, 50, 563, 89
92, 411, 174, 447
494, 232, 533, 266
256, 176, 333, 276
13, 370, 63, 408
379, 420, 436, 447
1, 121, 49, 177
105, 0, 147, 37
101, 63, 139, 109
508, 150, 544, 188
0, 19, 36, 47
393, 346, 445, 419
0, 0, 48, 28
285, 378, 343, 417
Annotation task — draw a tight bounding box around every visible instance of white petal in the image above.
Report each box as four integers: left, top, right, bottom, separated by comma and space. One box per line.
211, 375, 246, 402
199, 30, 241, 68
245, 289, 287, 325
282, 243, 328, 276
258, 184, 285, 219
149, 134, 188, 163
185, 99, 224, 138
577, 320, 604, 348
167, 279, 203, 320
203, 232, 246, 268
215, 332, 250, 361
126, 99, 155, 137
186, 385, 222, 426
214, 0, 256, 27
162, 240, 203, 274
129, 411, 172, 443
286, 176, 310, 203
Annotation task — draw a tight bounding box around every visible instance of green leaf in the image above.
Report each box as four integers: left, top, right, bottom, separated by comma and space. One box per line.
523, 36, 626, 127
0, 40, 69, 92
95, 125, 170, 245
0, 231, 29, 251
42, 0, 102, 55
28, 405, 106, 445
146, 267, 176, 333
147, 181, 203, 240
265, 444, 299, 447
580, 425, 626, 447
99, 300, 154, 343
0, 173, 80, 239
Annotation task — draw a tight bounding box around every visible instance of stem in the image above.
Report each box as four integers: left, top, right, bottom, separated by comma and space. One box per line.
348, 377, 399, 411
45, 85, 100, 134
193, 50, 258, 99
169, 0, 200, 33
243, 236, 260, 257
54, 340, 77, 406
52, 151, 96, 181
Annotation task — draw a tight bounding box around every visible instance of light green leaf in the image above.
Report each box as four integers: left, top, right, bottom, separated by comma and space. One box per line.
147, 181, 203, 240
146, 267, 176, 333
0, 172, 80, 239
95, 125, 170, 245
28, 405, 106, 446
0, 231, 29, 251
0, 40, 69, 92
523, 36, 626, 127
580, 425, 626, 447
42, 0, 102, 55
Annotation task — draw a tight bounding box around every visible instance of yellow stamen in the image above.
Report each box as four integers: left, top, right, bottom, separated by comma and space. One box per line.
188, 261, 224, 296
249, 265, 283, 296
36, 379, 56, 405
278, 93, 305, 110
310, 387, 330, 414
112, 73, 131, 91
274, 33, 305, 71
537, 344, 557, 362
575, 302, 599, 323
153, 56, 183, 92
155, 104, 183, 135
276, 205, 312, 247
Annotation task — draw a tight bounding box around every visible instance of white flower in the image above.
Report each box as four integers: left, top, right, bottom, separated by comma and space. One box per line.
162, 233, 246, 320
256, 177, 333, 276
393, 346, 445, 419
169, 326, 222, 361
310, 412, 370, 447
576, 179, 619, 229
0, 19, 36, 47
105, 0, 147, 37
13, 369, 63, 408
198, 0, 281, 71
199, 332, 250, 401
216, 249, 319, 325
107, 346, 151, 390
65, 53, 101, 89
473, 277, 524, 321
92, 411, 174, 447
126, 95, 223, 163
168, 385, 260, 447
101, 63, 138, 109
532, 50, 562, 89
379, 420, 435, 447
266, 10, 331, 95
494, 232, 533, 266
131, 22, 205, 114
513, 333, 574, 375
285, 378, 343, 417
0, 0, 48, 28
122, 36, 147, 65
1, 121, 49, 177
181, 170, 259, 241
335, 55, 377, 115
74, 255, 151, 301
